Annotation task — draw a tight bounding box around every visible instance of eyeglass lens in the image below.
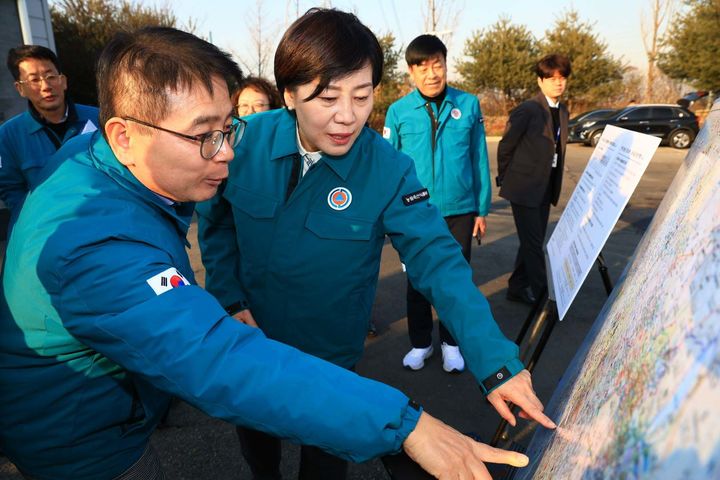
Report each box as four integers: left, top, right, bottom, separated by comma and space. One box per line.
200, 121, 244, 159
237, 102, 268, 111
23, 74, 62, 87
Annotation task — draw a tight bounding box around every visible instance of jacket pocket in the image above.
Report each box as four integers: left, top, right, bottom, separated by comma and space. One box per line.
445, 118, 473, 133
509, 159, 536, 175
305, 211, 373, 241
223, 182, 278, 219
445, 118, 473, 138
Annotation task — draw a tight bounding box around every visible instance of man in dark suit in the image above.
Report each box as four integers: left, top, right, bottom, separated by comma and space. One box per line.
497, 54, 572, 305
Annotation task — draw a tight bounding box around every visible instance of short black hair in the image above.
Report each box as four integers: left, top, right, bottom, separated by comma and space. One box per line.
405, 34, 447, 66
7, 45, 61, 81
274, 8, 383, 104
535, 54, 572, 79
96, 27, 242, 135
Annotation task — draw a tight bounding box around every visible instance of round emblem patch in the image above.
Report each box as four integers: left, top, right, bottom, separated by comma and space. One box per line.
327, 187, 352, 211
451, 108, 462, 120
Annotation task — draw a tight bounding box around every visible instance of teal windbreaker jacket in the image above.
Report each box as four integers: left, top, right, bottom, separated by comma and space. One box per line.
0, 101, 98, 226
0, 132, 420, 480
384, 87, 491, 217
197, 108, 522, 383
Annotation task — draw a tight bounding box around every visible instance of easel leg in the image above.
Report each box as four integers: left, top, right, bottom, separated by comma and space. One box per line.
491, 252, 612, 449
596, 253, 613, 296
491, 295, 557, 448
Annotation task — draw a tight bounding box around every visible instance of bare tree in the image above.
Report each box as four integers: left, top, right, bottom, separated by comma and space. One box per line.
237, 0, 277, 78
421, 0, 461, 50
641, 0, 675, 101
285, 0, 301, 26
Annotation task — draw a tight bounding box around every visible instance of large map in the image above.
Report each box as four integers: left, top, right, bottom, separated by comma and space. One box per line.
517, 100, 720, 479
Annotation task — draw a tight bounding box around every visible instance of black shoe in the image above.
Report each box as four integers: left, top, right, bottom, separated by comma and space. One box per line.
506, 287, 536, 305
367, 321, 378, 337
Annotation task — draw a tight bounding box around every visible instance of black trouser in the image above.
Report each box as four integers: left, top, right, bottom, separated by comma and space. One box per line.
406, 213, 474, 348
237, 427, 348, 480
508, 201, 551, 299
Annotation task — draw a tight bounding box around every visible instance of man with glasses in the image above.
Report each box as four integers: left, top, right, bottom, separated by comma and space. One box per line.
0, 27, 530, 480
0, 45, 98, 227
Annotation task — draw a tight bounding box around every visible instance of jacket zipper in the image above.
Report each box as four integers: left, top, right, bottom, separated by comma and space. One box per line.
424, 103, 438, 190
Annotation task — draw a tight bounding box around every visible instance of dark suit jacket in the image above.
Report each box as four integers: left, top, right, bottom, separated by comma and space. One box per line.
496, 93, 568, 207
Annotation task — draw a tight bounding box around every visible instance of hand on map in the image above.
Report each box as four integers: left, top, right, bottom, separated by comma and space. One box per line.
403, 411, 529, 479
487, 370, 557, 429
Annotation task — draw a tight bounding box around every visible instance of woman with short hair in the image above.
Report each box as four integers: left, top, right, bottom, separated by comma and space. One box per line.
199, 8, 553, 480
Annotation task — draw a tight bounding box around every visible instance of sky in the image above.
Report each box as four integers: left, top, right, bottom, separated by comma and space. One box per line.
148, 0, 658, 79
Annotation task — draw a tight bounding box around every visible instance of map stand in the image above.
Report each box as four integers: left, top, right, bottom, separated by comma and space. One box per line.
382, 253, 615, 479
490, 252, 615, 453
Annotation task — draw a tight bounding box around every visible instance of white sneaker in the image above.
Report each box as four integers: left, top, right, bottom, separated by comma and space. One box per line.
402, 346, 434, 370
441, 343, 465, 373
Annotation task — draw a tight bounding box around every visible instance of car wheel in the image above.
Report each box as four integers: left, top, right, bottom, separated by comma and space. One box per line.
590, 130, 603, 147
669, 129, 694, 149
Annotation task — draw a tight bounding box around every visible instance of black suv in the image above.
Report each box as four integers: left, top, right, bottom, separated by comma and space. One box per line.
571, 104, 699, 149
568, 109, 616, 143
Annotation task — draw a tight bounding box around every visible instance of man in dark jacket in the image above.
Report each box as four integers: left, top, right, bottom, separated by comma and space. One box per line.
497, 54, 571, 305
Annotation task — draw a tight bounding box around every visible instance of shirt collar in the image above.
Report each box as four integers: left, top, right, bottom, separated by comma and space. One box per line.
419, 86, 447, 105
409, 86, 458, 111
268, 108, 359, 181
27, 100, 75, 134
296, 124, 323, 173
545, 95, 560, 108
152, 192, 176, 206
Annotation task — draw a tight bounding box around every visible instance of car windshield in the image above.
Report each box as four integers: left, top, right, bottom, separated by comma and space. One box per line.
571, 109, 616, 123
595, 109, 619, 119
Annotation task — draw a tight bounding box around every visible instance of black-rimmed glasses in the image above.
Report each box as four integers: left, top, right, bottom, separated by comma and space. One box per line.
123, 116, 246, 160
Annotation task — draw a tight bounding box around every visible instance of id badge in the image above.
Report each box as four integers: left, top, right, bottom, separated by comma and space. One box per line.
552, 153, 558, 168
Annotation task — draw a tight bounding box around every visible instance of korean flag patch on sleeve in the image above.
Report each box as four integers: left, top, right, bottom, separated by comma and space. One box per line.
146, 267, 190, 295
382, 126, 391, 139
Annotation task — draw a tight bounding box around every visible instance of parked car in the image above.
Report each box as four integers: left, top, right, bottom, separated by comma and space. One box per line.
568, 109, 617, 143
676, 90, 717, 110
572, 104, 699, 149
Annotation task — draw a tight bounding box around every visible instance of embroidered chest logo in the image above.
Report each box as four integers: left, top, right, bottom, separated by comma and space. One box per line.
327, 187, 352, 211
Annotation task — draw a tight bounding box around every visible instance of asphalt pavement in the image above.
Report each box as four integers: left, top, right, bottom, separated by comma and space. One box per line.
0, 140, 687, 479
